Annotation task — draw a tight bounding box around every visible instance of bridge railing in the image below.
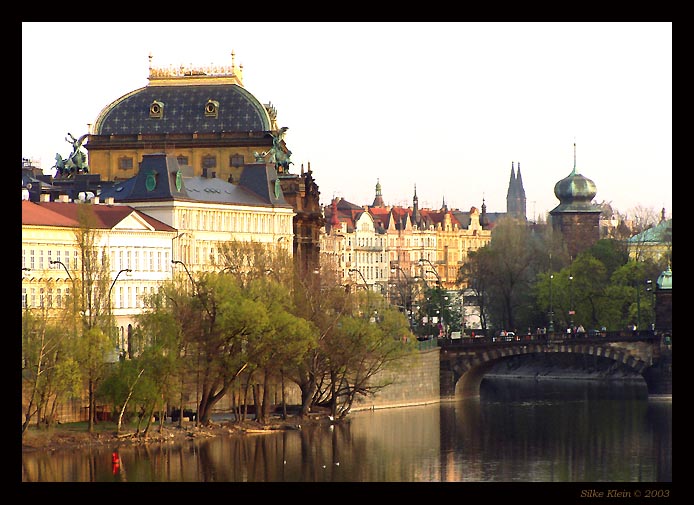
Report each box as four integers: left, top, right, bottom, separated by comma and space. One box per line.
438, 330, 660, 348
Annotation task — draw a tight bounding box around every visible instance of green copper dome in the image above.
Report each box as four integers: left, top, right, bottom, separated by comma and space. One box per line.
656, 265, 672, 290
550, 145, 601, 214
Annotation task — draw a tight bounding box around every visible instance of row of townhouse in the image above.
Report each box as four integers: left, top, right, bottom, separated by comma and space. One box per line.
321, 190, 492, 293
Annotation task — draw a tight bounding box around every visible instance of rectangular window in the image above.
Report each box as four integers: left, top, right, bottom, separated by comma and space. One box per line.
202, 155, 217, 169
134, 250, 139, 272
177, 155, 189, 166
22, 288, 27, 309
157, 251, 162, 271
118, 157, 134, 170
230, 154, 244, 167
30, 250, 35, 270
149, 251, 154, 271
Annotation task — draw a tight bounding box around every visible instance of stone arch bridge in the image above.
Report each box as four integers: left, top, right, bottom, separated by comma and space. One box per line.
438, 333, 671, 398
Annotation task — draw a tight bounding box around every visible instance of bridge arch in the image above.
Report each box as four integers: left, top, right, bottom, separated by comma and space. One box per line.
441, 342, 654, 398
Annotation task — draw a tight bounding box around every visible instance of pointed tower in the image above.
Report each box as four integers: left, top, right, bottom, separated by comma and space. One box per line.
506, 161, 527, 220
411, 184, 419, 227
480, 196, 489, 228
372, 179, 385, 207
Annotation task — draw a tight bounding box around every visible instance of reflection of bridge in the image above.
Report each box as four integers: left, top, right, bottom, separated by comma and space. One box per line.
438, 332, 672, 398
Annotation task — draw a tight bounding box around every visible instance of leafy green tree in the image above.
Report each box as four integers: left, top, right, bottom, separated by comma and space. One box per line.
69, 206, 120, 432
314, 290, 413, 419
21, 302, 81, 434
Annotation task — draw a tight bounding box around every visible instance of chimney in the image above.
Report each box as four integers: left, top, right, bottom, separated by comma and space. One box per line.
105, 197, 115, 205
92, 196, 100, 204
202, 167, 208, 178
58, 194, 70, 203
211, 171, 216, 178
40, 193, 51, 202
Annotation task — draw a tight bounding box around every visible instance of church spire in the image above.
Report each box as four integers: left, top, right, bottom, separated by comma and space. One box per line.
372, 178, 385, 207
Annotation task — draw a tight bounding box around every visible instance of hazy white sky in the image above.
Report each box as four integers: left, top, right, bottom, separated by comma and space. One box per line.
22, 22, 671, 219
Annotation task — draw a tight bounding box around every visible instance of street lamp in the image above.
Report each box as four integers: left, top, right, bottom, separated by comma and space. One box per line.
108, 269, 132, 357
568, 273, 574, 331
50, 260, 75, 312
548, 273, 555, 333
172, 260, 195, 293
172, 232, 190, 265
425, 270, 446, 334
171, 259, 199, 426
391, 264, 414, 330
348, 268, 368, 290
349, 268, 374, 320
646, 279, 654, 330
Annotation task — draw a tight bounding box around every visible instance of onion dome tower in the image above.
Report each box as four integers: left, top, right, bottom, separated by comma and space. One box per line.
549, 143, 602, 258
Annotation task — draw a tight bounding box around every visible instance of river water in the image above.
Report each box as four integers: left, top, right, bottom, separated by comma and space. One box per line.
21, 378, 671, 485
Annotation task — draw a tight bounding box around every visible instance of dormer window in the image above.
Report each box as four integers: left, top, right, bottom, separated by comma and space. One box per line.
204, 99, 219, 118
149, 100, 164, 118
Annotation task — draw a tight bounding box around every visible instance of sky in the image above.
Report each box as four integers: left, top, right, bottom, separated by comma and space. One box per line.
22, 22, 672, 220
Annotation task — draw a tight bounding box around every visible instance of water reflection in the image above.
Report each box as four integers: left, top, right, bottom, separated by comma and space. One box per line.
22, 380, 671, 482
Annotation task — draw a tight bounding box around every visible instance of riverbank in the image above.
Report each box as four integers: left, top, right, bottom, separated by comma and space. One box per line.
21, 416, 307, 453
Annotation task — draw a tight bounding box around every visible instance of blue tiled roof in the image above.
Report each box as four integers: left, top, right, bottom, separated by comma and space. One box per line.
94, 84, 271, 135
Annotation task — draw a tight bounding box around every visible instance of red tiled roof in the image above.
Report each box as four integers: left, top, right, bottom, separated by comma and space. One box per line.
22, 201, 176, 232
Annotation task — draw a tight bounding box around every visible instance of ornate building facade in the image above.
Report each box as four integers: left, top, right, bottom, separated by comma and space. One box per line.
83, 52, 322, 273
21, 199, 177, 357
321, 182, 492, 292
